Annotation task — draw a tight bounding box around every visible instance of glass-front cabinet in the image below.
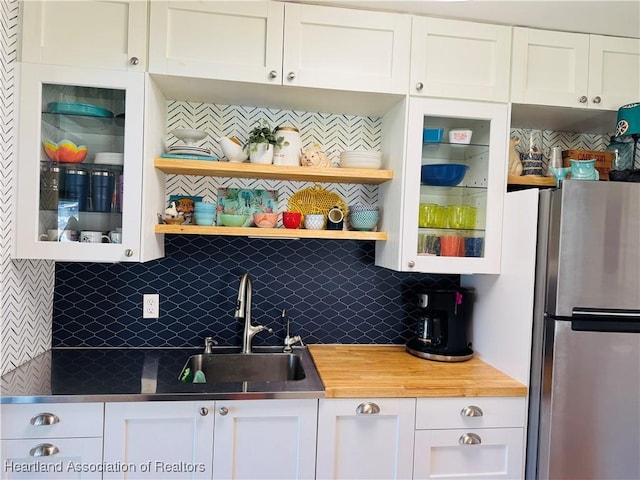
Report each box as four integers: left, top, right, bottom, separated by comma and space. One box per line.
14, 63, 149, 262
377, 98, 508, 274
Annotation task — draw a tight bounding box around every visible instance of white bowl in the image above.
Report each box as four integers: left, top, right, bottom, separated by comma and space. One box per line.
171, 128, 208, 146
95, 152, 124, 165
449, 129, 473, 144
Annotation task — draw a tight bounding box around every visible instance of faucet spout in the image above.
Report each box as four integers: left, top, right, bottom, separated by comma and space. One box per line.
235, 272, 272, 354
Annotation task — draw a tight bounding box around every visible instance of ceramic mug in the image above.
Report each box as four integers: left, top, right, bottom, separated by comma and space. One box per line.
283, 211, 302, 229
39, 229, 77, 242
304, 214, 325, 230
80, 230, 110, 243
109, 230, 122, 244
326, 206, 344, 230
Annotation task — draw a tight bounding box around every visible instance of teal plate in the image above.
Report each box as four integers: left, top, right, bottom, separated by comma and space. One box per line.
46, 102, 114, 118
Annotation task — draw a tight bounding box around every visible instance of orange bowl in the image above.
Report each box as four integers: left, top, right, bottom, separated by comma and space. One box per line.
43, 139, 88, 163
253, 212, 278, 228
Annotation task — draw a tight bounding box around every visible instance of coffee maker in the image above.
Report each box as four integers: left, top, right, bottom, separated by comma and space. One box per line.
406, 288, 474, 362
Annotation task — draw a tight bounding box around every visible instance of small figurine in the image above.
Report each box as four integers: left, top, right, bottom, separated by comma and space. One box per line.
300, 144, 332, 167
165, 201, 179, 218
508, 137, 523, 176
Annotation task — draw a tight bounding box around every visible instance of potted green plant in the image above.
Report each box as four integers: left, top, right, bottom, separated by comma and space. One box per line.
244, 120, 286, 165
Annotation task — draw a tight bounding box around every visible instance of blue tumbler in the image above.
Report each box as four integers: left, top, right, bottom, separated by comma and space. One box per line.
91, 171, 114, 213
65, 168, 89, 211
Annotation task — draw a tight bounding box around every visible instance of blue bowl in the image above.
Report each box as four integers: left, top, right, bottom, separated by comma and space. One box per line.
421, 164, 469, 186
423, 128, 444, 143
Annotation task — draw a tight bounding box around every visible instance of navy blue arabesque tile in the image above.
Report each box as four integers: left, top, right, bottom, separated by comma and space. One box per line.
53, 236, 458, 347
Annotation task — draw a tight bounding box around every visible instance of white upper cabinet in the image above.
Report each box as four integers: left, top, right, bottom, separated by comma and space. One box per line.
410, 17, 512, 102
283, 3, 410, 94
20, 0, 148, 71
13, 63, 164, 263
511, 28, 640, 110
148, 1, 410, 94
148, 1, 284, 84
376, 97, 508, 275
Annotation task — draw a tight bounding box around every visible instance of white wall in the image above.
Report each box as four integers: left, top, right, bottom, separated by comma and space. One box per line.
0, 0, 53, 376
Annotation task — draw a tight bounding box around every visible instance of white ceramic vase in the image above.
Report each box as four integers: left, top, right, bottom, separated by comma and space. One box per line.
249, 143, 274, 165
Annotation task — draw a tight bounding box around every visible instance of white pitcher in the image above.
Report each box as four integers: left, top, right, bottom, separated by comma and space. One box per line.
217, 137, 248, 163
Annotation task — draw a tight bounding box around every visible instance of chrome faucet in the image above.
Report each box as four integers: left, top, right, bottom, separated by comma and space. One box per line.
282, 308, 303, 353
235, 272, 272, 354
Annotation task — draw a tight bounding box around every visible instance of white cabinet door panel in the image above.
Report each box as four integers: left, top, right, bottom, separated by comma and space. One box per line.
411, 17, 512, 102
283, 3, 410, 94
149, 1, 284, 84
413, 428, 524, 479
589, 35, 640, 110
316, 398, 415, 480
20, 0, 147, 71
213, 399, 317, 480
103, 401, 214, 480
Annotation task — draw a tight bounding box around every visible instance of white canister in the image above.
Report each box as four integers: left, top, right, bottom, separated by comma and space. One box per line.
273, 126, 302, 166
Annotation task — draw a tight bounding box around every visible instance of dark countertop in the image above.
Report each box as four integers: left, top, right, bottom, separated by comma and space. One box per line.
0, 347, 325, 403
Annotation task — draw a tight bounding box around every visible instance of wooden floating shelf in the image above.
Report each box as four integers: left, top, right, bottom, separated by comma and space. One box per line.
154, 158, 393, 184
507, 175, 556, 186
155, 224, 387, 241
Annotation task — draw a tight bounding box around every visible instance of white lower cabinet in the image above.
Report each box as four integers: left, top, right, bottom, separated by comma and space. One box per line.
213, 399, 318, 480
315, 398, 416, 480
103, 401, 215, 480
413, 398, 526, 479
103, 399, 318, 480
0, 403, 104, 480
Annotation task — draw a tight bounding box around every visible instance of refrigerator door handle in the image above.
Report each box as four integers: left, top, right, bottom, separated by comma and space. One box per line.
571, 307, 640, 333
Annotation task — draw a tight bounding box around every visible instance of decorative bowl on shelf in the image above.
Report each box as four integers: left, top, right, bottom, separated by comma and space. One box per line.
164, 217, 185, 225
253, 212, 278, 228
423, 128, 444, 143
43, 139, 88, 163
219, 213, 249, 227
421, 164, 469, 186
170, 128, 208, 146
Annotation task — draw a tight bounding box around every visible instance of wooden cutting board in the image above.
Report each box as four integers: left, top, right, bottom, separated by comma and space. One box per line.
308, 345, 527, 398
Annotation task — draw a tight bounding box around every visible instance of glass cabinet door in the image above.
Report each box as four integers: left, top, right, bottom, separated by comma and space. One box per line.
401, 98, 508, 274
14, 63, 144, 262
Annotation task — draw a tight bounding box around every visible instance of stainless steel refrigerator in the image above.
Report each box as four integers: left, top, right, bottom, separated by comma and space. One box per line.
526, 180, 640, 479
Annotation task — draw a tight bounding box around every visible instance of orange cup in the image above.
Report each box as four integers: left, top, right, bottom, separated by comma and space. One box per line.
282, 211, 302, 229
440, 235, 464, 256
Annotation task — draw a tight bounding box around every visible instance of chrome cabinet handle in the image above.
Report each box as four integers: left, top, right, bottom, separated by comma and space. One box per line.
287, 72, 296, 81
200, 407, 209, 416
416, 82, 424, 91
579, 96, 588, 103
218, 407, 229, 416
130, 57, 140, 65
356, 402, 380, 415
408, 260, 415, 268
30, 443, 59, 457
592, 96, 601, 104
30, 413, 60, 426
125, 249, 133, 257
459, 433, 482, 445
268, 70, 278, 79
460, 405, 483, 417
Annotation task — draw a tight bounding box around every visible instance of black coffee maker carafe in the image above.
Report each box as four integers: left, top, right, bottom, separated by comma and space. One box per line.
406, 288, 474, 362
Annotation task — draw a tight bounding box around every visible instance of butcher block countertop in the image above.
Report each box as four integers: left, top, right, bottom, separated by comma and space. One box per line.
308, 345, 527, 398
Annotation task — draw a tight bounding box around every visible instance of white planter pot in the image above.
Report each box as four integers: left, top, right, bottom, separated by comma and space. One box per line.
249, 143, 274, 165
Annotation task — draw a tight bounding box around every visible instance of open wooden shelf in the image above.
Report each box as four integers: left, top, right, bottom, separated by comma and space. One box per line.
154, 158, 393, 184
155, 224, 387, 240
507, 175, 556, 186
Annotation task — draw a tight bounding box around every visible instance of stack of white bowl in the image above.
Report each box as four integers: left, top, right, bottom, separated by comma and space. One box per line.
94, 152, 124, 165
340, 150, 382, 169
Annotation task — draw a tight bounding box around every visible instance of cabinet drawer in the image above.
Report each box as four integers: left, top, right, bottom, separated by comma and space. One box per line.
1, 437, 103, 479
1, 403, 104, 439
413, 428, 524, 479
415, 397, 525, 430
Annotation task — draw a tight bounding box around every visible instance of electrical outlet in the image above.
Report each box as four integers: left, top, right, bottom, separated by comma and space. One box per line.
143, 294, 159, 319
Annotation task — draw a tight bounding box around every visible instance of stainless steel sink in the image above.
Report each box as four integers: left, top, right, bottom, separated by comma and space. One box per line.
179, 352, 306, 383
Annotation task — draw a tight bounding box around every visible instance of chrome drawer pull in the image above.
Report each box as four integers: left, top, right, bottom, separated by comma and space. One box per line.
30, 413, 60, 426
460, 405, 483, 417
30, 443, 59, 457
459, 433, 482, 445
356, 402, 380, 415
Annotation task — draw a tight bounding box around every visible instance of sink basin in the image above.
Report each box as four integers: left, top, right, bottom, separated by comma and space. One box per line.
179, 352, 306, 383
